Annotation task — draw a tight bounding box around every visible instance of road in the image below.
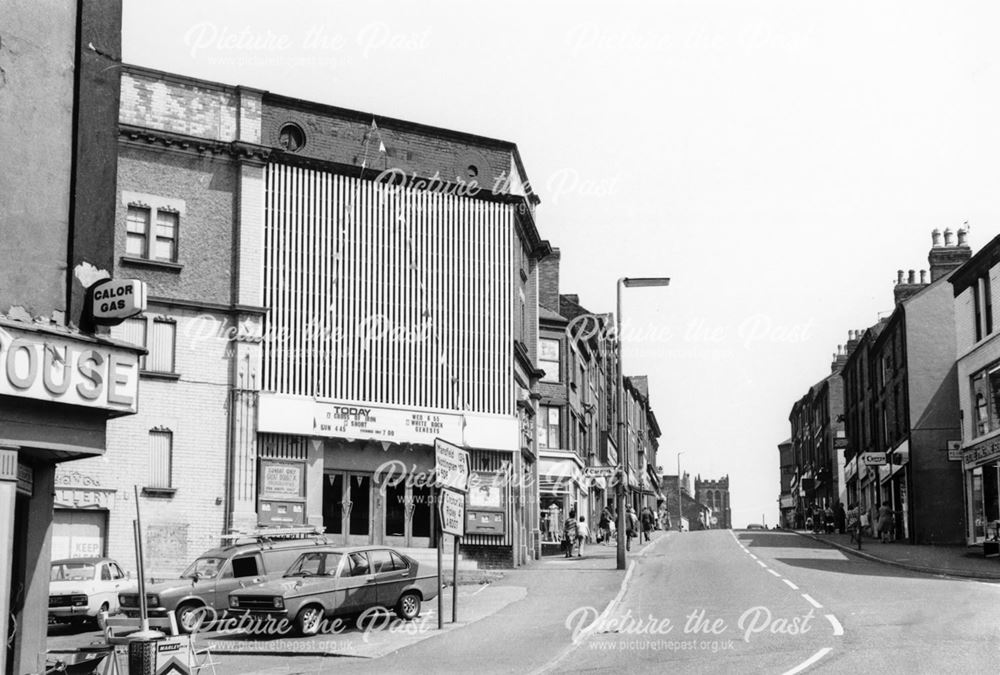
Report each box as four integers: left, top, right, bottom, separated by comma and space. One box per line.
549, 529, 1000, 673
47, 531, 1000, 673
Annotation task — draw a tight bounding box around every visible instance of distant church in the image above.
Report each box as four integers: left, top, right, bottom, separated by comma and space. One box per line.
695, 475, 731, 529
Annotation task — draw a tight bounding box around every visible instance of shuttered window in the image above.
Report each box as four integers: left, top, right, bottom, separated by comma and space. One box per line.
148, 430, 173, 489
147, 320, 176, 373
120, 318, 148, 370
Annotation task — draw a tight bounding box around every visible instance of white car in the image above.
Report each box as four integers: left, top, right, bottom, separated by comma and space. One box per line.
49, 557, 134, 626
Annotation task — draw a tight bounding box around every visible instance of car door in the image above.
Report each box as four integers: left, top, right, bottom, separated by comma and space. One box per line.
334, 551, 377, 615
106, 563, 127, 612
369, 550, 410, 608
213, 553, 264, 609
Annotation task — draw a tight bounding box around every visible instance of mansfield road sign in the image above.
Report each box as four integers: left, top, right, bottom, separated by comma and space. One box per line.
435, 438, 470, 493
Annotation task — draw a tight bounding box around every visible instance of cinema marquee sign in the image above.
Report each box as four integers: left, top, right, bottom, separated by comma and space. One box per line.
0, 325, 140, 414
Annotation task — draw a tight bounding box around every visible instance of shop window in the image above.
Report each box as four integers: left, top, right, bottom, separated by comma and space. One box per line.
148, 429, 173, 490
971, 366, 1000, 438
974, 275, 994, 342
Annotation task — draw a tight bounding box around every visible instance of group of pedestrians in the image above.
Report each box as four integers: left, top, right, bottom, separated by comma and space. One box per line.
564, 505, 658, 557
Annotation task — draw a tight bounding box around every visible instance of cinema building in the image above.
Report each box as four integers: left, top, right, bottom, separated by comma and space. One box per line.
110, 65, 549, 568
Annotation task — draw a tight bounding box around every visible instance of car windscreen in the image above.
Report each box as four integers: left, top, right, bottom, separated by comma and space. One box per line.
51, 562, 95, 581
181, 557, 224, 580
284, 551, 342, 577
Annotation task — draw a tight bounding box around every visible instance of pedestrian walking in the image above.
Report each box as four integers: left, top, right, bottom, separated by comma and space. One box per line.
834, 501, 846, 534
824, 505, 835, 534
847, 502, 861, 544
640, 506, 654, 542
563, 509, 579, 557
598, 507, 612, 545
877, 503, 895, 543
577, 516, 589, 557
625, 506, 639, 551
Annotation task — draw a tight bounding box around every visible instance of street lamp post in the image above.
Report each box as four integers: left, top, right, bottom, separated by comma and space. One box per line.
677, 451, 685, 532
616, 276, 670, 571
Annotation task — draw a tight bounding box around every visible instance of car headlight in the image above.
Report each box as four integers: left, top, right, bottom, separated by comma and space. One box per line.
230, 596, 240, 608
273, 597, 283, 609
147, 594, 160, 607
72, 594, 88, 607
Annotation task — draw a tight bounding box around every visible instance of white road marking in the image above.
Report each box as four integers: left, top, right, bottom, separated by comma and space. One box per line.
801, 593, 823, 609
767, 569, 782, 578
781, 647, 832, 675
825, 614, 843, 636
783, 579, 799, 590
757, 560, 768, 568
749, 554, 759, 560
532, 560, 638, 674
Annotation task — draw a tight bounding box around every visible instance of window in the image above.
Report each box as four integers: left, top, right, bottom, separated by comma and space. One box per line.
126, 206, 150, 257
537, 405, 560, 449
126, 205, 179, 263
974, 275, 994, 342
278, 123, 305, 151
229, 555, 261, 579
347, 552, 371, 576
369, 550, 394, 574
389, 550, 410, 571
539, 339, 560, 382
148, 429, 172, 489
970, 366, 1000, 439
119, 316, 176, 374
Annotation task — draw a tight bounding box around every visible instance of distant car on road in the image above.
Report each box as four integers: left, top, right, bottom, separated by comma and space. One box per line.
745, 523, 767, 530
229, 546, 439, 636
49, 557, 134, 627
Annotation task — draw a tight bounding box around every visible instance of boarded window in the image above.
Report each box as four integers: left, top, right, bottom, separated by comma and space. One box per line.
149, 430, 173, 489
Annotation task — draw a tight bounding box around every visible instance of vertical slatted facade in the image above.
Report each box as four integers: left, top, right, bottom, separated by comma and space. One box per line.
263, 164, 514, 417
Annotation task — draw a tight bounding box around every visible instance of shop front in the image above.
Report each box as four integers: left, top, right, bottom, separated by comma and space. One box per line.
257, 394, 528, 566
962, 435, 1000, 545
0, 318, 141, 674
538, 454, 586, 546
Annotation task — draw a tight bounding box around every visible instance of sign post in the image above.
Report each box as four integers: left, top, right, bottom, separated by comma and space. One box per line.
435, 438, 469, 627
860, 452, 887, 466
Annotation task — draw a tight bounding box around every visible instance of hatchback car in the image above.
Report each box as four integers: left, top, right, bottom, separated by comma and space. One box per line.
119, 534, 330, 632
228, 546, 438, 636
49, 557, 134, 626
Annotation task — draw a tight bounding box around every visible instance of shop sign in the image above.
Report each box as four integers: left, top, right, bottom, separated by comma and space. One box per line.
780, 495, 794, 508
314, 401, 463, 445
584, 467, 616, 479
860, 452, 887, 466
947, 440, 962, 462
88, 278, 147, 324
963, 437, 1000, 469
439, 487, 465, 536
54, 487, 114, 509
0, 327, 140, 414
435, 438, 470, 493
260, 460, 304, 499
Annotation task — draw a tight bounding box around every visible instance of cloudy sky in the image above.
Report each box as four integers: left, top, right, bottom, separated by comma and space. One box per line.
122, 1, 1000, 527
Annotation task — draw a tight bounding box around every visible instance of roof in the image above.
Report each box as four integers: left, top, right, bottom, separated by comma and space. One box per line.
539, 305, 568, 323
950, 231, 1000, 295
51, 557, 113, 565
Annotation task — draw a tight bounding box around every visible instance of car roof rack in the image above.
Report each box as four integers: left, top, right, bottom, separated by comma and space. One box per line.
221, 525, 328, 547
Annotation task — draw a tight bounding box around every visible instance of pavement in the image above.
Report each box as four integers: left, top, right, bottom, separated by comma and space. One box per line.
791, 529, 1000, 581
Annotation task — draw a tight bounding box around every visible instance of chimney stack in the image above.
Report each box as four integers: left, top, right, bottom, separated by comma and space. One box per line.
919, 270, 927, 284
929, 226, 973, 282
932, 228, 942, 247
538, 248, 561, 312
896, 270, 905, 284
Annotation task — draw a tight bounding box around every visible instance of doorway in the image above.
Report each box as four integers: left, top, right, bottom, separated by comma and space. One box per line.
381, 480, 433, 548
322, 472, 372, 545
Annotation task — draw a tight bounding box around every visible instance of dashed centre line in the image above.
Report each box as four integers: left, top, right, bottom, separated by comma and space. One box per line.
767, 569, 782, 578
801, 593, 823, 609
783, 579, 799, 590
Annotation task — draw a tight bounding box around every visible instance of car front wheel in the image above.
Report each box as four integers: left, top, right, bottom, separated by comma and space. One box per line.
95, 602, 110, 630
395, 591, 421, 620
296, 605, 324, 636
176, 602, 204, 634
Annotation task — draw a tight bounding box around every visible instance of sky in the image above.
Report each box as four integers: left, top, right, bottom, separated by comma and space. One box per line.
122, 1, 1000, 527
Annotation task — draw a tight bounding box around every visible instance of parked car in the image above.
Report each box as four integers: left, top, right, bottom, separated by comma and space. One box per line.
49, 557, 134, 627
746, 523, 766, 530
228, 546, 439, 636
118, 531, 330, 632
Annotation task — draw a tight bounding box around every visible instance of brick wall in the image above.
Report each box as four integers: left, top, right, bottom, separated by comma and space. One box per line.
121, 70, 238, 141
62, 306, 232, 578
461, 544, 514, 569
115, 144, 237, 305
538, 249, 561, 312
263, 99, 514, 190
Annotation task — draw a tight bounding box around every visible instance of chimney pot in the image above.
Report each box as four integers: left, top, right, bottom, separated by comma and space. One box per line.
958, 227, 968, 246
897, 270, 905, 284
908, 269, 916, 284
944, 228, 954, 246
932, 229, 942, 247
919, 270, 926, 284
